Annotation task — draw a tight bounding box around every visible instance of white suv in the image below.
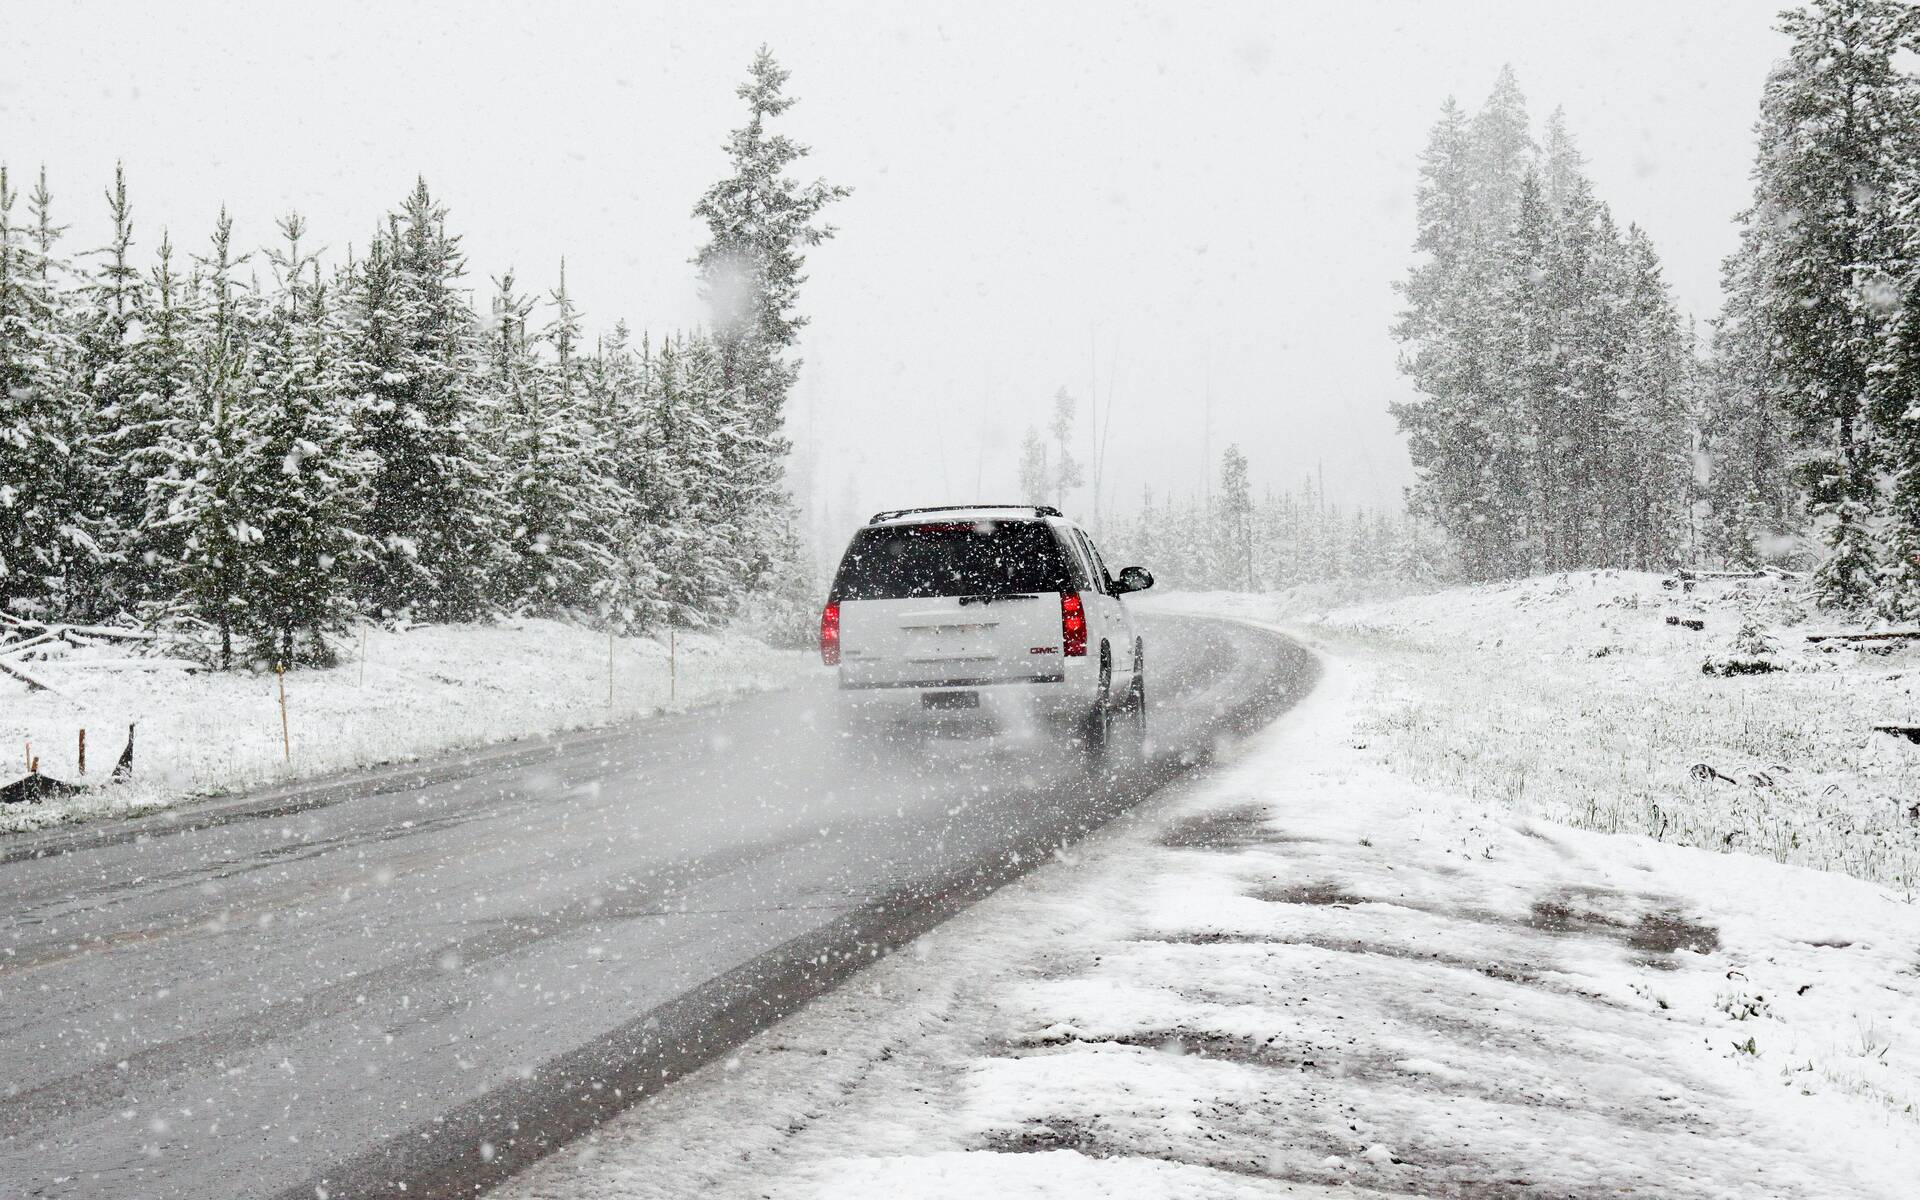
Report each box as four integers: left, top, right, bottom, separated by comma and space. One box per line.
820, 505, 1154, 751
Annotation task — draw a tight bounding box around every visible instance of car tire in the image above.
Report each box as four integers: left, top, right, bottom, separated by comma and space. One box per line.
1127, 644, 1147, 748
1081, 642, 1116, 758
1082, 696, 1114, 756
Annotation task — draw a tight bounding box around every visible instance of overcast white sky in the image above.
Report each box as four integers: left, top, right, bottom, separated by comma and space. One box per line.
5, 0, 1788, 542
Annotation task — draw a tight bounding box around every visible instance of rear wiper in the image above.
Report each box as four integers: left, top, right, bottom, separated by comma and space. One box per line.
957, 593, 1040, 606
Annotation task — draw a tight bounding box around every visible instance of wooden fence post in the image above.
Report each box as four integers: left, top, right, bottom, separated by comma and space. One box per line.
78, 729, 86, 776
277, 664, 291, 763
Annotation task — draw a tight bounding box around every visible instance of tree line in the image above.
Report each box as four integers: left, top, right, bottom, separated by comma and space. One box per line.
1110, 455, 1436, 593
1396, 0, 1920, 618
0, 48, 840, 666
1706, 0, 1920, 613
1088, 445, 1438, 593
1392, 67, 1696, 586
1002, 382, 1434, 592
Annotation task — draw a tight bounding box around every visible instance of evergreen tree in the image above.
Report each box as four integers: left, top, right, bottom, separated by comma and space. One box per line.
1615, 226, 1698, 570
1017, 429, 1048, 502
246, 215, 366, 663
1396, 69, 1698, 582
0, 61, 845, 650
1496, 166, 1557, 574
150, 210, 259, 667
1215, 445, 1253, 589
586, 321, 662, 632
691, 47, 846, 605
1048, 387, 1084, 507
27, 168, 110, 617
1391, 84, 1518, 580
1741, 0, 1920, 607
348, 179, 496, 621
1704, 232, 1798, 569
637, 334, 736, 628
692, 45, 849, 434
124, 231, 195, 608
490, 264, 620, 614
1869, 13, 1920, 613
84, 164, 158, 614
0, 166, 86, 618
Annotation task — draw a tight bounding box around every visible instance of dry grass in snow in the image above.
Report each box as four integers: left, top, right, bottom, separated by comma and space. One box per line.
1173, 571, 1920, 894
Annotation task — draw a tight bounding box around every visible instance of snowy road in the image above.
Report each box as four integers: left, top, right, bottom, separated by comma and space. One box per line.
0, 615, 1313, 1200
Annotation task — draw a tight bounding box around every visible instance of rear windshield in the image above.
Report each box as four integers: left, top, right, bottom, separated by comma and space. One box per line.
832, 520, 1077, 600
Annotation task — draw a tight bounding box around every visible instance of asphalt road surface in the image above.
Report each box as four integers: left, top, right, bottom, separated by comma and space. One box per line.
0, 614, 1315, 1199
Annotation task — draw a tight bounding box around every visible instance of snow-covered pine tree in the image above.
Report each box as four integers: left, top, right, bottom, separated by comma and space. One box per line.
1538, 119, 1625, 569
1741, 0, 1920, 608
1391, 97, 1479, 573
686, 329, 790, 607
122, 230, 196, 609
1392, 74, 1535, 581
479, 269, 538, 609
635, 334, 736, 629
585, 322, 664, 632
1399, 70, 1699, 582
1366, 510, 1397, 581
691, 47, 844, 609
1703, 227, 1798, 569
1017, 429, 1048, 503
24, 168, 111, 619
1124, 486, 1162, 581
1614, 225, 1697, 571
82, 164, 159, 615
1048, 388, 1084, 508
692, 46, 849, 438
1256, 487, 1293, 588
1323, 502, 1352, 581
149, 210, 260, 668
734, 506, 819, 648
490, 264, 620, 615
348, 180, 496, 622
1867, 16, 1920, 614
0, 166, 87, 619
1492, 166, 1556, 575
1215, 445, 1253, 590
1290, 474, 1324, 586
245, 215, 366, 664
1394, 511, 1445, 584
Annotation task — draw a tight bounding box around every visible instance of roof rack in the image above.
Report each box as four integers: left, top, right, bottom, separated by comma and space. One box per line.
867, 504, 1063, 525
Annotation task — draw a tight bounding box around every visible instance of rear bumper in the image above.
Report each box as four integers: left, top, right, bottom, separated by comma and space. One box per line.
838, 672, 1064, 690
834, 668, 1094, 730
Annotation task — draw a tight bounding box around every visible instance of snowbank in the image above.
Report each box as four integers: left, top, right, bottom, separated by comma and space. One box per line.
493, 646, 1920, 1199
1, 620, 812, 834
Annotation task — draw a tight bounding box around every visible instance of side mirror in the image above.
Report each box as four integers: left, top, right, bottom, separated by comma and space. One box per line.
1115, 566, 1154, 594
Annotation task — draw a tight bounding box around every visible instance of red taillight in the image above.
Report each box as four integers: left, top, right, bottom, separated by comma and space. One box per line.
1060, 591, 1087, 657
820, 602, 841, 666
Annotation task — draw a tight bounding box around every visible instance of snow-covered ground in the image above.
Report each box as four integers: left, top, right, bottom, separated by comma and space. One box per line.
1289, 571, 1920, 895
1, 620, 813, 834
494, 588, 1920, 1199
